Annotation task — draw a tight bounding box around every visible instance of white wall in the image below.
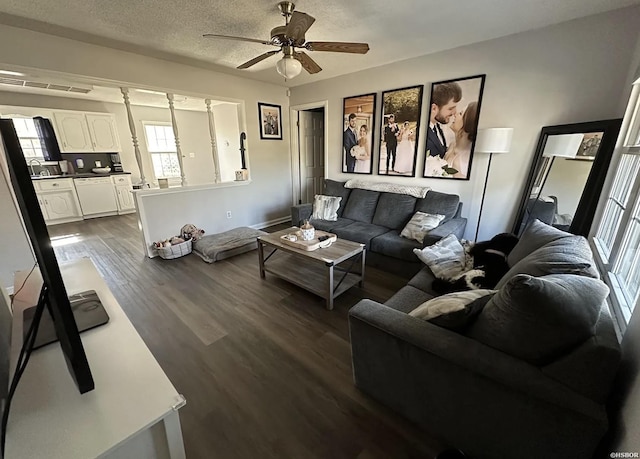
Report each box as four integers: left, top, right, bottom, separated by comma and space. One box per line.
542, 158, 593, 216
290, 6, 640, 241
212, 103, 242, 183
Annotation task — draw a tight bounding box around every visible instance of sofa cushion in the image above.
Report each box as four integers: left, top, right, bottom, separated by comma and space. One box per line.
370, 229, 422, 261
311, 195, 342, 221
324, 179, 351, 217
508, 219, 572, 266
467, 274, 609, 365
496, 236, 598, 289
407, 267, 437, 293
400, 212, 446, 243
332, 222, 389, 248
415, 191, 459, 222
409, 290, 494, 331
341, 189, 381, 223
384, 285, 435, 313
372, 193, 417, 229
309, 217, 353, 233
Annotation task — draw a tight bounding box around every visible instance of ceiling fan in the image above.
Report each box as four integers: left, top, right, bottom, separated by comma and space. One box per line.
203, 1, 370, 79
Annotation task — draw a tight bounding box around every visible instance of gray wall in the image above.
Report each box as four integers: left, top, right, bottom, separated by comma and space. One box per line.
290, 6, 640, 241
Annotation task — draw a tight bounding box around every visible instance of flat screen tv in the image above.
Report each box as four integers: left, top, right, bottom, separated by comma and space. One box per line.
0, 119, 94, 454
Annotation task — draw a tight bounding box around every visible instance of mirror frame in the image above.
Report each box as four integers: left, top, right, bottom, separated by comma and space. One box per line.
512, 118, 622, 237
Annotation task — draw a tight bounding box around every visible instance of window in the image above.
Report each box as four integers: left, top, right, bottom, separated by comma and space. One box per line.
10, 117, 43, 158
593, 82, 640, 327
142, 123, 181, 179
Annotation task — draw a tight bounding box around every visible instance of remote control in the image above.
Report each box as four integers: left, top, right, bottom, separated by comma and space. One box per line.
318, 235, 329, 242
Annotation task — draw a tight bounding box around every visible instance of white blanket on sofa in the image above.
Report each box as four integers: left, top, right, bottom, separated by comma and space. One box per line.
344, 179, 431, 198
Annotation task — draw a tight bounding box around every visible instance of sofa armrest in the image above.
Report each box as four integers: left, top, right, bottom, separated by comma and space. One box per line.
423, 217, 467, 246
348, 299, 604, 420
291, 204, 312, 227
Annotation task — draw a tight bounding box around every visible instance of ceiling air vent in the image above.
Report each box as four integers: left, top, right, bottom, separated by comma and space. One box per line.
47, 84, 72, 91
0, 77, 93, 94
24, 81, 48, 89
0, 77, 23, 86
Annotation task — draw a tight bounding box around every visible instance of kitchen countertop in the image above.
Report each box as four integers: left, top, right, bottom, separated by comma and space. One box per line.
31, 172, 132, 180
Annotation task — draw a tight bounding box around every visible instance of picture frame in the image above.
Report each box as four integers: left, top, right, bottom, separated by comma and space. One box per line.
342, 93, 377, 174
573, 132, 603, 161
378, 85, 424, 177
423, 74, 486, 180
258, 102, 282, 140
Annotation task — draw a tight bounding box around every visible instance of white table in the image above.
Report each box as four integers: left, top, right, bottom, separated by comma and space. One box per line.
6, 258, 186, 459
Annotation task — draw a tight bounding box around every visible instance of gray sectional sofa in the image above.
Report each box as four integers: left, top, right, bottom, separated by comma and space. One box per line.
349, 220, 621, 459
291, 179, 467, 277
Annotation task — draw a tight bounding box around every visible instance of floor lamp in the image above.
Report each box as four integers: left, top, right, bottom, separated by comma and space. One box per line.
524, 133, 584, 229
473, 128, 514, 241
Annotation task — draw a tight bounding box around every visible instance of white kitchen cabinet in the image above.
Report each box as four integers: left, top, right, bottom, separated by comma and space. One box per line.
33, 178, 83, 224
54, 111, 121, 153
112, 175, 135, 213
53, 112, 93, 152
86, 113, 121, 152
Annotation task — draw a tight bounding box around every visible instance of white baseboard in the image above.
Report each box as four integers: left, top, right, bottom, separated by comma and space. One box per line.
251, 216, 291, 230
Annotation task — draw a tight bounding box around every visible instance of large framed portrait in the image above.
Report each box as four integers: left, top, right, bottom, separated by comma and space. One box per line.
423, 74, 486, 180
342, 93, 377, 174
378, 85, 424, 177
258, 102, 282, 140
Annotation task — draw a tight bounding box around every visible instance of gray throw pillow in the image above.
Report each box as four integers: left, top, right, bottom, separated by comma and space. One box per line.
410, 290, 494, 331
508, 219, 572, 266
467, 274, 609, 365
496, 235, 598, 289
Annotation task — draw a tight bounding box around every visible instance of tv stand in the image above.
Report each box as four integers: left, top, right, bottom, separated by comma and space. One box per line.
7, 258, 186, 458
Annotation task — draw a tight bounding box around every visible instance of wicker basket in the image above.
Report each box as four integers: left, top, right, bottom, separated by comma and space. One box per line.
157, 239, 192, 260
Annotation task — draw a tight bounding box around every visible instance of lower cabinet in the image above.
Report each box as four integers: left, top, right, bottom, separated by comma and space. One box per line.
33, 178, 83, 225
112, 175, 135, 214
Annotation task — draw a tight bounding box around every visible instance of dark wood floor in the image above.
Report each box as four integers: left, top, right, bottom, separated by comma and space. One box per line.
49, 214, 445, 459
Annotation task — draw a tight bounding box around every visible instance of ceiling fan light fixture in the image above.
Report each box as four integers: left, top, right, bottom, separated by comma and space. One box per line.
276, 55, 302, 79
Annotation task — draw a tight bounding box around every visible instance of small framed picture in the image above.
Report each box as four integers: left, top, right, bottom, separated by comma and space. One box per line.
343, 93, 377, 174
258, 102, 282, 140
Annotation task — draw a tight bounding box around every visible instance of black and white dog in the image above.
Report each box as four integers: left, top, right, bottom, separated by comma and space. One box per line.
432, 233, 519, 294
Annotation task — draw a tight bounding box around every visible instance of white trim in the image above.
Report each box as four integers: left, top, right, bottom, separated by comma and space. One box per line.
249, 215, 291, 230
133, 179, 251, 198
289, 100, 329, 207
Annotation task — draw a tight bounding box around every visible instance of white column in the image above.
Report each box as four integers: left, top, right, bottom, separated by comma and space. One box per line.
166, 93, 187, 186
205, 99, 221, 183
120, 87, 146, 187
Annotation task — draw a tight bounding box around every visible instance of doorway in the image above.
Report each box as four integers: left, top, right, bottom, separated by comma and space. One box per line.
290, 102, 328, 205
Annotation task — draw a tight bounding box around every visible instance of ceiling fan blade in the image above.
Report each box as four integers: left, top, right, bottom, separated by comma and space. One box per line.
294, 51, 322, 74
305, 41, 370, 54
237, 50, 281, 69
203, 33, 274, 46
285, 11, 316, 42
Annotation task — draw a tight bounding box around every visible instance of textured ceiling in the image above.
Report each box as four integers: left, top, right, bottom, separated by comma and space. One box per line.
0, 0, 638, 87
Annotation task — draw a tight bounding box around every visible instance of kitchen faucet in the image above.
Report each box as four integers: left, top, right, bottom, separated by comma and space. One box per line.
28, 158, 42, 176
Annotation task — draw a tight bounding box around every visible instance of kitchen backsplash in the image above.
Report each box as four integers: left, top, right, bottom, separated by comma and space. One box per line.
60, 152, 117, 174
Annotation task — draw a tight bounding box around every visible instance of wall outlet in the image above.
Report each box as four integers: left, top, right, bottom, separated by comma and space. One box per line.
226, 211, 232, 219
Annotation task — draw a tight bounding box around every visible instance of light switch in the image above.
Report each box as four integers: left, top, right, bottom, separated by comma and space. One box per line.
189, 152, 195, 158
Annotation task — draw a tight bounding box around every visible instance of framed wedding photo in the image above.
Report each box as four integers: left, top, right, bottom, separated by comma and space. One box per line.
342, 93, 377, 174
378, 85, 424, 177
423, 74, 486, 180
258, 102, 283, 140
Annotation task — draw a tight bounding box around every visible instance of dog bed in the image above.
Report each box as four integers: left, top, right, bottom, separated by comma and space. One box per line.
192, 227, 267, 263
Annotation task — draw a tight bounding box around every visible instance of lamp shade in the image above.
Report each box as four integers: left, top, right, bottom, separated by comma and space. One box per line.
276, 55, 302, 79
542, 133, 584, 158
474, 128, 513, 154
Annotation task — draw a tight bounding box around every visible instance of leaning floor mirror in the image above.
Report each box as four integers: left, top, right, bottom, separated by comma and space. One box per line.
512, 119, 622, 237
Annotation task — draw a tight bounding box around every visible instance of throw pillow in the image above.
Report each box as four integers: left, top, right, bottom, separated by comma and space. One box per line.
311, 195, 342, 221
409, 289, 495, 331
413, 233, 468, 279
467, 274, 609, 365
401, 211, 445, 243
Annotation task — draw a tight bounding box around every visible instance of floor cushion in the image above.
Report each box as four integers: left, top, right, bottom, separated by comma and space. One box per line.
192, 227, 267, 263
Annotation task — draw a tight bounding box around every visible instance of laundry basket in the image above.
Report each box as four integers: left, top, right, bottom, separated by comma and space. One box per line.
157, 239, 192, 260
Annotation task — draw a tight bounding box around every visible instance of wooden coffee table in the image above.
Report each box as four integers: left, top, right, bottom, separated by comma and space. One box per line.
257, 227, 366, 310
